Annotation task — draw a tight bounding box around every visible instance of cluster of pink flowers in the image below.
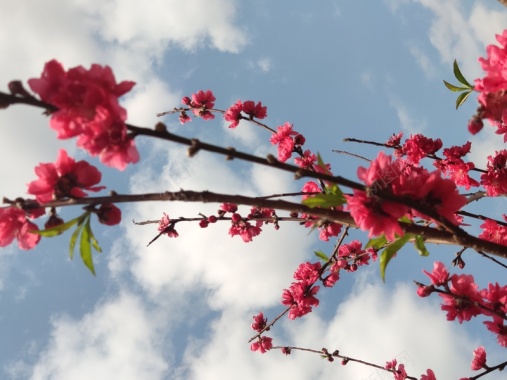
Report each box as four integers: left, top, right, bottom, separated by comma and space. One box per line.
158, 212, 179, 238
28, 60, 138, 170
27, 149, 104, 203
385, 359, 407, 380
434, 141, 479, 190
480, 149, 507, 196
0, 207, 40, 250
395, 134, 443, 165
224, 100, 267, 128
270, 122, 306, 162
471, 29, 507, 140
180, 90, 216, 122
281, 262, 321, 320
418, 261, 507, 348
479, 215, 507, 246
346, 151, 466, 240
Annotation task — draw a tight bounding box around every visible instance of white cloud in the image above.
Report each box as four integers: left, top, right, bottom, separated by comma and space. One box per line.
113, 142, 314, 310
0, 0, 248, 200
389, 97, 427, 134
30, 292, 169, 380
181, 276, 491, 380
257, 58, 271, 73
74, 0, 247, 54
408, 44, 437, 78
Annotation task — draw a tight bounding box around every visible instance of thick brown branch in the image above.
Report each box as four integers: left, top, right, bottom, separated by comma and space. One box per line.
12, 189, 507, 258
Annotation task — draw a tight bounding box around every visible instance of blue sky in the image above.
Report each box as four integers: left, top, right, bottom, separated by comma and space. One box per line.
1, 1, 507, 379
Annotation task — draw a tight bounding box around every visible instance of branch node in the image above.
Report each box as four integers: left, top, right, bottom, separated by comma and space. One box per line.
226, 147, 236, 160
266, 154, 277, 164
188, 139, 201, 157
154, 122, 168, 133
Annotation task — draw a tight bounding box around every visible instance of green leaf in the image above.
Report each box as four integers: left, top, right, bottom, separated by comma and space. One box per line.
398, 215, 412, 224
69, 220, 85, 260
314, 250, 329, 263
442, 80, 469, 92
88, 226, 102, 253
453, 60, 472, 88
35, 214, 85, 237
316, 152, 331, 174
456, 91, 472, 109
80, 220, 95, 276
366, 235, 388, 250
302, 193, 346, 208
302, 184, 346, 208
379, 234, 411, 282
414, 235, 429, 256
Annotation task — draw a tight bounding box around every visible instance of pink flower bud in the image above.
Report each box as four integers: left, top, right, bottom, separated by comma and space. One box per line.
97, 203, 121, 226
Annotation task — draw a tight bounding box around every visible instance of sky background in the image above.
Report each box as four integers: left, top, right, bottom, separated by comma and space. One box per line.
1, 1, 507, 379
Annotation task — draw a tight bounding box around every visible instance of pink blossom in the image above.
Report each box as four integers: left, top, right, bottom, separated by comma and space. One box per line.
481, 150, 507, 196
293, 262, 321, 283
301, 181, 321, 200
158, 212, 179, 237
250, 336, 272, 354
402, 134, 442, 165
229, 221, 262, 242
468, 116, 484, 135
474, 30, 507, 133
357, 151, 404, 188
179, 111, 191, 124
0, 207, 40, 250
483, 317, 507, 347
385, 359, 407, 380
294, 150, 317, 169
420, 369, 437, 380
480, 282, 507, 315
386, 132, 403, 148
219, 203, 238, 213
242, 100, 267, 119
27, 149, 104, 203
345, 190, 407, 241
28, 60, 138, 170
401, 170, 467, 225
158, 212, 171, 231
440, 274, 482, 323
479, 218, 507, 246
437, 159, 479, 190
251, 312, 267, 332
318, 222, 342, 241
224, 100, 243, 128
270, 123, 298, 162
189, 90, 216, 120
417, 285, 434, 297
323, 272, 339, 287
423, 261, 449, 286
281, 283, 320, 320
471, 346, 487, 370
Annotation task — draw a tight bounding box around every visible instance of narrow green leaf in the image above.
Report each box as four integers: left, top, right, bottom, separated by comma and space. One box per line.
35, 214, 85, 237
453, 60, 472, 88
456, 91, 472, 109
88, 226, 102, 253
398, 215, 412, 224
80, 220, 95, 276
302, 193, 346, 208
69, 222, 85, 260
314, 250, 329, 262
443, 80, 469, 92
414, 235, 429, 256
316, 153, 330, 174
379, 234, 411, 282
366, 235, 387, 250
